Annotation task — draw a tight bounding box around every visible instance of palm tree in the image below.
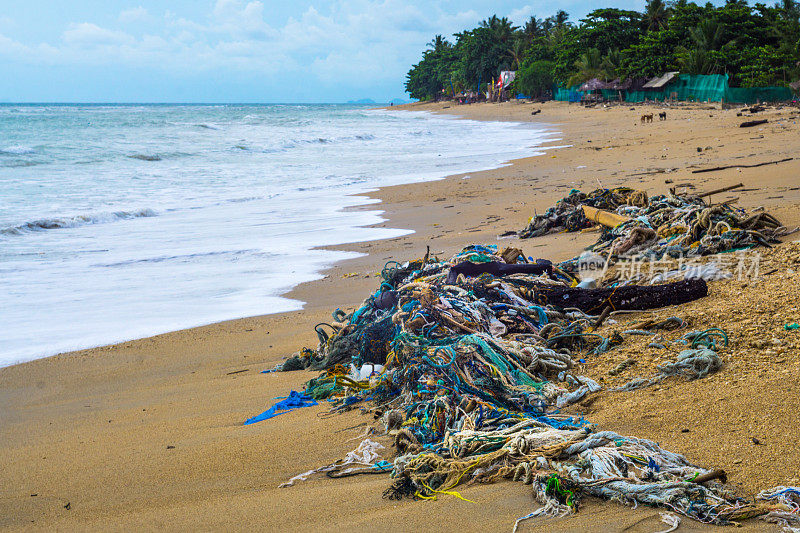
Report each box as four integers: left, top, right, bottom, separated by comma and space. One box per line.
554, 10, 570, 28
541, 17, 554, 35
568, 48, 606, 86
506, 37, 526, 70
644, 0, 670, 31
689, 20, 728, 51
601, 49, 624, 78
543, 10, 571, 42
481, 15, 517, 44
524, 16, 545, 39
427, 35, 450, 52
679, 19, 740, 75
678, 48, 714, 74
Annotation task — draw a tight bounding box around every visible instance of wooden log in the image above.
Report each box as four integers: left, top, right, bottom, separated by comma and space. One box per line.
692, 469, 728, 485
739, 119, 768, 127
692, 158, 792, 173
582, 205, 631, 228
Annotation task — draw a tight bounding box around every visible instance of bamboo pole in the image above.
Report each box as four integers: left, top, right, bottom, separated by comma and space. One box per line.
582, 205, 631, 228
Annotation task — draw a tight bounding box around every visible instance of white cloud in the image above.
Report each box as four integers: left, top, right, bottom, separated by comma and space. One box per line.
119, 7, 149, 24
509, 6, 535, 25
0, 33, 30, 57
3, 1, 524, 93
209, 0, 275, 39
63, 23, 134, 47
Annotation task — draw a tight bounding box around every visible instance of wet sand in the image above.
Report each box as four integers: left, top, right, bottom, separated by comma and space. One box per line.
2, 100, 799, 531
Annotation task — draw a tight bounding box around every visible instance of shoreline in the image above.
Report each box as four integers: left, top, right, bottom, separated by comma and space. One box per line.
0, 108, 558, 369
2, 100, 799, 531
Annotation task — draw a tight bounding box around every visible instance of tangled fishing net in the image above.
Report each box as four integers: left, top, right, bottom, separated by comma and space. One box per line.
518, 187, 796, 262
262, 242, 800, 527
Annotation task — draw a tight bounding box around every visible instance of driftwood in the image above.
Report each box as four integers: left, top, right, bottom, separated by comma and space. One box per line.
692, 158, 793, 174
695, 183, 744, 197
693, 469, 728, 485
739, 119, 768, 128
523, 278, 709, 314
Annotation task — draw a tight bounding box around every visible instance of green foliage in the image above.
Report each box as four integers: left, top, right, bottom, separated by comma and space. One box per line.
644, 0, 671, 31
405, 36, 458, 100
738, 45, 798, 85
567, 48, 606, 86
406, 1, 800, 100
580, 8, 643, 54
516, 60, 556, 97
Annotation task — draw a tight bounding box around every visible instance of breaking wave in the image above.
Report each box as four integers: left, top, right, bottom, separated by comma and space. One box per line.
1, 208, 157, 236
0, 145, 35, 155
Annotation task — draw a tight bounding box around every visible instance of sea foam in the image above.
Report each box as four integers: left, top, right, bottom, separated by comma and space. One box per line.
2, 209, 157, 236
0, 104, 558, 367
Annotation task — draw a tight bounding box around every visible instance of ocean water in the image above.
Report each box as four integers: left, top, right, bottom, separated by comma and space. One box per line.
0, 104, 557, 366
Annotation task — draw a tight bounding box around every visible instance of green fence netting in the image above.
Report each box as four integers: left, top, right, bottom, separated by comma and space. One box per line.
554, 85, 582, 102
726, 86, 794, 104
554, 74, 795, 104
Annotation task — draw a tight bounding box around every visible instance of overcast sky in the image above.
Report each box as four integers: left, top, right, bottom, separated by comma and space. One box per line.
1, 0, 652, 103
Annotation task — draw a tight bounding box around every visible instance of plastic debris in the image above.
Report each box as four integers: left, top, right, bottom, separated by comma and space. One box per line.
519, 187, 796, 261
280, 438, 385, 487
258, 242, 795, 527
757, 486, 800, 530
255, 236, 800, 530
244, 391, 318, 425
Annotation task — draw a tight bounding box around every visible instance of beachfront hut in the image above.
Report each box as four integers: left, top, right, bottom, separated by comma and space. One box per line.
643, 71, 679, 89
643, 71, 679, 100
578, 78, 610, 103
578, 78, 610, 92
605, 79, 631, 101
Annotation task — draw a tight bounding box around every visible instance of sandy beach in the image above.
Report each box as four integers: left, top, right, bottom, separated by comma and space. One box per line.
2, 100, 800, 531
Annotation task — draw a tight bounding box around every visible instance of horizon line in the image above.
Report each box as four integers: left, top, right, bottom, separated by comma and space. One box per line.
0, 100, 410, 106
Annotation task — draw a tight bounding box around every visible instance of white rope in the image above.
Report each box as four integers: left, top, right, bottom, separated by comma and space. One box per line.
655, 512, 681, 533
280, 438, 384, 487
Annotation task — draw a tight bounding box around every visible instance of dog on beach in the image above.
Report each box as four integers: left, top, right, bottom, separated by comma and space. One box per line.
659, 112, 667, 121
640, 114, 653, 123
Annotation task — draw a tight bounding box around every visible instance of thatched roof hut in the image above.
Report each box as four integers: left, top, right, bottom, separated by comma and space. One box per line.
579, 78, 610, 91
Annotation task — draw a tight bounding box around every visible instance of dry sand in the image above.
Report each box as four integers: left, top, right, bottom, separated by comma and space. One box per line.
2, 100, 799, 531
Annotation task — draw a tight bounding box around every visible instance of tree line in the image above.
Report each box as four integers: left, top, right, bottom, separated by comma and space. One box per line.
405, 0, 800, 99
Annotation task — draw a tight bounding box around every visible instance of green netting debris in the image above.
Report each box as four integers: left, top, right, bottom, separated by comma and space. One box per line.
264, 242, 799, 527
518, 187, 796, 264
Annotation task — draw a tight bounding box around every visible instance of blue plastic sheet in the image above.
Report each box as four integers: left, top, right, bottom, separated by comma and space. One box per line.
244, 390, 318, 425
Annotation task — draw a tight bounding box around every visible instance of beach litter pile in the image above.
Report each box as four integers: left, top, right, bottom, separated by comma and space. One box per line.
259, 241, 800, 529
517, 186, 795, 262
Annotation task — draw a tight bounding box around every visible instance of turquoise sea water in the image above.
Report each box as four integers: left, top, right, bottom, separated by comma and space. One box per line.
0, 104, 557, 366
